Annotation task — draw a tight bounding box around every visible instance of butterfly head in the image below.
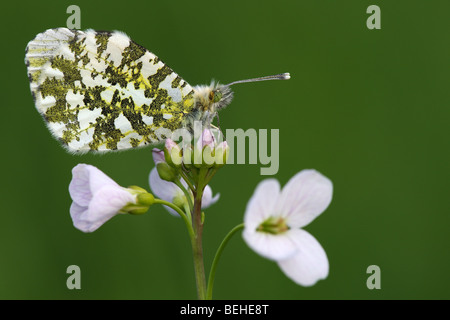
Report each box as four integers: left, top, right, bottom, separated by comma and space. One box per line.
209, 84, 234, 110
193, 82, 234, 114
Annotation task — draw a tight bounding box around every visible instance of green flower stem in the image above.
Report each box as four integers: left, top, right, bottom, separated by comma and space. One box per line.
180, 170, 196, 193
174, 179, 194, 214
206, 223, 245, 300
155, 198, 205, 299
189, 168, 199, 187
192, 186, 206, 300
153, 199, 194, 239
204, 168, 218, 186
183, 202, 192, 224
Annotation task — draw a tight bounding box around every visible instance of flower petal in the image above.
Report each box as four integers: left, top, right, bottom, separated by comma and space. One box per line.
70, 202, 91, 232
201, 185, 220, 209
242, 229, 298, 261
277, 229, 329, 286
196, 128, 215, 150
69, 165, 93, 207
244, 179, 281, 231
75, 185, 135, 233
89, 186, 136, 214
152, 148, 165, 164
149, 167, 182, 202
87, 165, 120, 194
69, 164, 118, 207
276, 169, 333, 228
149, 167, 185, 216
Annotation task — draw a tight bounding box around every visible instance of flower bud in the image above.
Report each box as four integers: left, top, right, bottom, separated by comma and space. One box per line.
172, 193, 188, 209
165, 139, 178, 152
121, 191, 155, 215
128, 185, 149, 193
214, 141, 229, 168
202, 145, 215, 167
128, 207, 150, 215
137, 193, 155, 206
193, 145, 203, 168
182, 144, 194, 169
198, 128, 215, 149
156, 161, 178, 182
164, 139, 183, 168
193, 128, 225, 168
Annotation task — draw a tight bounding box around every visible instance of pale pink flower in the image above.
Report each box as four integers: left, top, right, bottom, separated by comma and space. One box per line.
69, 164, 137, 233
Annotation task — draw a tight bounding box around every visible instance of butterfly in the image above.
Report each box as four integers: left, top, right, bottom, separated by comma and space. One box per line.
25, 28, 289, 153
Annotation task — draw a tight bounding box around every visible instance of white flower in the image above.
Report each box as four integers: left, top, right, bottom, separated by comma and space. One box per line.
243, 169, 333, 286
69, 164, 137, 233
149, 167, 220, 215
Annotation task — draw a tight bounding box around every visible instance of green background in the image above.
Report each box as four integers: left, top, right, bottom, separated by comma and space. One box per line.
1, 0, 449, 299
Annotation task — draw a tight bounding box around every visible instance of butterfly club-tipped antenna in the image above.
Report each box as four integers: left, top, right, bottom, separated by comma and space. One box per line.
213, 72, 291, 111
225, 72, 291, 87
196, 73, 290, 129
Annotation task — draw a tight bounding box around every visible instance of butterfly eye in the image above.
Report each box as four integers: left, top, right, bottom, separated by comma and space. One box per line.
209, 90, 223, 103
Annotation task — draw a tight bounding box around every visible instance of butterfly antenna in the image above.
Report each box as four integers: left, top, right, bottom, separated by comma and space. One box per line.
226, 73, 290, 86
215, 112, 221, 131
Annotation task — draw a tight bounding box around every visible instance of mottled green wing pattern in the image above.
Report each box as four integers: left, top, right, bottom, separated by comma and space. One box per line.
25, 28, 195, 152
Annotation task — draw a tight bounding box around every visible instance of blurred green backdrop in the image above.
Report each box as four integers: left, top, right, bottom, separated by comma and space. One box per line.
1, 0, 449, 299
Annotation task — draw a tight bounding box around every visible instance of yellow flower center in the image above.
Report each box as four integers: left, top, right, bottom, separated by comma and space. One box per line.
257, 216, 289, 235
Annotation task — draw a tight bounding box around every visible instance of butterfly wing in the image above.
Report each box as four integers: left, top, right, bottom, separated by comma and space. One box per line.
25, 28, 195, 152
